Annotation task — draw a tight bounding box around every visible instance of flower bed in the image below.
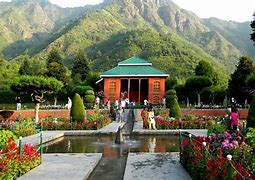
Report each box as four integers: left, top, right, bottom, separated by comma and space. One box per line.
0, 136, 41, 179
1, 110, 112, 132
0, 117, 36, 137
41, 113, 112, 131
181, 132, 255, 179
155, 116, 214, 129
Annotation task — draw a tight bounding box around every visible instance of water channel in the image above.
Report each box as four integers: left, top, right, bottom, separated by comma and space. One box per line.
44, 135, 179, 180
43, 110, 180, 180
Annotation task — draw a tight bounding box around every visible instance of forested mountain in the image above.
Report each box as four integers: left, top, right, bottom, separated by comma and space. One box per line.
203, 18, 255, 59
0, 0, 85, 58
0, 0, 254, 80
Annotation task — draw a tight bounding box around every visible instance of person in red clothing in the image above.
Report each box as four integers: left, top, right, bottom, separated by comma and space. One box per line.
230, 107, 239, 131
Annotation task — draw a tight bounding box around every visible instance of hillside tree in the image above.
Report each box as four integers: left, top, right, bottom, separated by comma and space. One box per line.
46, 48, 71, 104
19, 56, 46, 76
195, 60, 219, 85
72, 50, 90, 82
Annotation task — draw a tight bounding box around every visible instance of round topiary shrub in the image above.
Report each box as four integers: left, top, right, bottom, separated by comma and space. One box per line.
166, 90, 181, 118
84, 90, 95, 109
70, 93, 85, 123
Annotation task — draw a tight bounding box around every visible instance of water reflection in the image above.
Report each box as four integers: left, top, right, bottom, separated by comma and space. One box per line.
44, 135, 179, 157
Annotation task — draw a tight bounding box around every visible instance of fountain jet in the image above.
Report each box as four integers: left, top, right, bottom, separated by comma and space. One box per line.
115, 126, 124, 144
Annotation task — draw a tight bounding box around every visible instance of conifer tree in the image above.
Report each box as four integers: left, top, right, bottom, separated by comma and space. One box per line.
46, 48, 70, 85
72, 50, 90, 82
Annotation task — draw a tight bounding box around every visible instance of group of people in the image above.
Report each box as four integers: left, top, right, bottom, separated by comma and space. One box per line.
114, 98, 131, 122
141, 106, 157, 130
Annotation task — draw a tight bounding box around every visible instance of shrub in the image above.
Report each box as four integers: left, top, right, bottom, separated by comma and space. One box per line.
166, 90, 181, 118
246, 128, 255, 147
84, 90, 95, 109
207, 124, 225, 136
70, 93, 85, 123
12, 117, 36, 137
71, 85, 93, 97
0, 130, 17, 149
41, 117, 71, 130
247, 95, 255, 128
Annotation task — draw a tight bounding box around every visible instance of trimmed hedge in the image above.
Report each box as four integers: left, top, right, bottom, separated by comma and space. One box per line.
84, 90, 95, 109
70, 93, 85, 123
166, 90, 181, 118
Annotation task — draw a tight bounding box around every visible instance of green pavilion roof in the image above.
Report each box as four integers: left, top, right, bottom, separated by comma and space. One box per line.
118, 57, 152, 66
101, 56, 169, 77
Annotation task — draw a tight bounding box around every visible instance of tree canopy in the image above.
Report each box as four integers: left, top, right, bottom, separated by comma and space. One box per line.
228, 56, 254, 104
11, 75, 63, 96
195, 60, 219, 85
11, 76, 63, 123
185, 76, 213, 93
72, 50, 90, 82
47, 48, 62, 64
46, 49, 71, 86
185, 76, 212, 105
19, 56, 46, 76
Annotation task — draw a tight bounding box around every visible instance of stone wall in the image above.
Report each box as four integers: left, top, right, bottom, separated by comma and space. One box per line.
181, 109, 248, 119
7, 110, 70, 120
2, 108, 248, 120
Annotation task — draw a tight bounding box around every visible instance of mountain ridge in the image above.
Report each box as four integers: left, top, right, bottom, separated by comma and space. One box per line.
0, 0, 254, 83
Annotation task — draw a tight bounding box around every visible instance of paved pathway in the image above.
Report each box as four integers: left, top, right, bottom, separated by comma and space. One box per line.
124, 153, 191, 180
18, 153, 102, 180
98, 121, 125, 133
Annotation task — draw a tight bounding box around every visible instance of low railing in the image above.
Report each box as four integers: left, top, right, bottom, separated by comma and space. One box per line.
179, 131, 253, 180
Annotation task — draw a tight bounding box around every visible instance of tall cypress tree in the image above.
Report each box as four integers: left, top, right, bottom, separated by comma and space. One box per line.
228, 56, 254, 104
72, 50, 90, 82
46, 48, 70, 85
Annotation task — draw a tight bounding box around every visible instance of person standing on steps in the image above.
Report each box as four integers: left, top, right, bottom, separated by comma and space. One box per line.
15, 96, 21, 111
141, 107, 149, 129
144, 99, 148, 106
148, 107, 157, 130
67, 97, 72, 110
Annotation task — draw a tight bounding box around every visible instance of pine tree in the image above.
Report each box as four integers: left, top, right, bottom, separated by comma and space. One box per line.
46, 48, 70, 84
72, 50, 90, 82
